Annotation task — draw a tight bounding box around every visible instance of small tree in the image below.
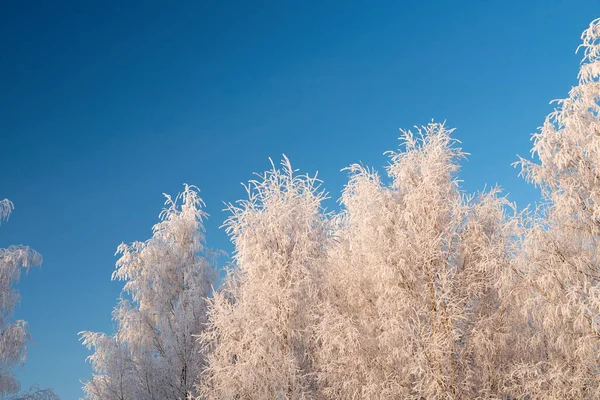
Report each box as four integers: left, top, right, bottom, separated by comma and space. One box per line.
512, 18, 600, 399
199, 157, 329, 399
0, 199, 58, 400
81, 185, 216, 400
316, 123, 522, 399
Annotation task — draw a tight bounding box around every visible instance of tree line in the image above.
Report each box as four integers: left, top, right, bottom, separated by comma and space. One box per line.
3, 16, 600, 400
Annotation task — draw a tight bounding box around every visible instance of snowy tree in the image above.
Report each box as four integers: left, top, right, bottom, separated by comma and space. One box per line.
80, 185, 217, 400
0, 199, 58, 400
198, 157, 329, 399
511, 18, 600, 399
316, 123, 522, 399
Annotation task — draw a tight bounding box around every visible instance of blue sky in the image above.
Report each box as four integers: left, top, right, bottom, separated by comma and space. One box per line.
0, 1, 597, 397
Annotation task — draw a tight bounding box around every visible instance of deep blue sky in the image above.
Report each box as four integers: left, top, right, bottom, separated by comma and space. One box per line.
0, 1, 597, 398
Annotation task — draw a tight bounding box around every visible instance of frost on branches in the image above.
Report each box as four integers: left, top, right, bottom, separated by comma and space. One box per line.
80, 185, 217, 400
0, 199, 58, 400
79, 17, 600, 400
196, 129, 521, 399
199, 157, 330, 399
511, 18, 600, 398
316, 123, 522, 399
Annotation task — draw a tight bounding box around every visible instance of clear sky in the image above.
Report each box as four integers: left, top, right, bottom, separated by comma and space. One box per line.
0, 0, 597, 398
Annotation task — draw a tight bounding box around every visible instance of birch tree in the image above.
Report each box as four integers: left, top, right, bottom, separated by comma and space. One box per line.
0, 199, 58, 400
199, 157, 329, 399
316, 123, 522, 399
80, 185, 216, 400
511, 18, 600, 399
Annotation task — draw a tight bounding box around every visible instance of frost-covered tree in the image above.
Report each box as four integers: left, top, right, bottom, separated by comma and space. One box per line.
316, 123, 522, 399
199, 157, 329, 399
80, 185, 216, 400
511, 18, 600, 399
0, 199, 58, 400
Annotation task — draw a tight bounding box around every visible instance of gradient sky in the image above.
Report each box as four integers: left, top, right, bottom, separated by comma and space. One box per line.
0, 1, 597, 398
